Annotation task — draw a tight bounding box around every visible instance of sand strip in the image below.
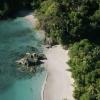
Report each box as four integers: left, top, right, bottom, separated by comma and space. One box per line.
43, 45, 74, 100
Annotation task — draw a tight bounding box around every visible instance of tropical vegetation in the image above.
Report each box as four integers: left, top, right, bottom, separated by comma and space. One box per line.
0, 0, 100, 99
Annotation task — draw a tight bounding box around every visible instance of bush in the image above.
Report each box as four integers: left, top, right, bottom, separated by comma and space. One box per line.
68, 39, 100, 100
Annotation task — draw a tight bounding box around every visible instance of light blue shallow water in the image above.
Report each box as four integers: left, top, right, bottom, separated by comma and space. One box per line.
0, 72, 45, 100
0, 16, 45, 100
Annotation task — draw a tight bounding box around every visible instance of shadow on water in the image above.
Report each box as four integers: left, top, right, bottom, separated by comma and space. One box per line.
0, 15, 44, 93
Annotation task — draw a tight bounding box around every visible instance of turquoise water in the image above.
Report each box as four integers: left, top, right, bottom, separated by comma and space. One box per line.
0, 17, 45, 100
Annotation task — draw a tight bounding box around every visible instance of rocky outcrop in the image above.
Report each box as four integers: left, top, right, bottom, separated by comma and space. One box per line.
16, 52, 47, 73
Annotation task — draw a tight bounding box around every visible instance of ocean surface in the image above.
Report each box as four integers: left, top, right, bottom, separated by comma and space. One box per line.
0, 16, 46, 100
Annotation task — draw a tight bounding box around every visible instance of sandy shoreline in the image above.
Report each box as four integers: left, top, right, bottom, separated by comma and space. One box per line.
43, 45, 74, 100
24, 14, 45, 40
24, 14, 74, 100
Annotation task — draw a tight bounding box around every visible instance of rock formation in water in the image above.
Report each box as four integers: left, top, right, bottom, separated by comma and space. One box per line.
16, 52, 47, 73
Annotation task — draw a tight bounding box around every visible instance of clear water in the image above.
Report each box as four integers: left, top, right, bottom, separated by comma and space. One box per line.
0, 17, 45, 100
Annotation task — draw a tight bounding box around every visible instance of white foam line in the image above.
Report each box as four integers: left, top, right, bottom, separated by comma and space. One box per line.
41, 71, 48, 100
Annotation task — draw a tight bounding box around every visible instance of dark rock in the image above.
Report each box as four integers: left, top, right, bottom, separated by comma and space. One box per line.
38, 53, 47, 60
16, 52, 47, 73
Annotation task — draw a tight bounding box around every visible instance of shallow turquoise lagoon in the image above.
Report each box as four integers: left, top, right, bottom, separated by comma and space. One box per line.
0, 16, 45, 100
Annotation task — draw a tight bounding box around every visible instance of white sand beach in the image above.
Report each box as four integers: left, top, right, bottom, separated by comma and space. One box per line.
43, 45, 74, 100
24, 14, 74, 100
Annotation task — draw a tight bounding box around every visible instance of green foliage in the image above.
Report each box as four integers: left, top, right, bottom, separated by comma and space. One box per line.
68, 39, 100, 100
37, 0, 100, 44
37, 0, 70, 44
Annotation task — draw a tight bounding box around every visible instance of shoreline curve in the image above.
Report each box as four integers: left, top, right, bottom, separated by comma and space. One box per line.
41, 71, 48, 100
